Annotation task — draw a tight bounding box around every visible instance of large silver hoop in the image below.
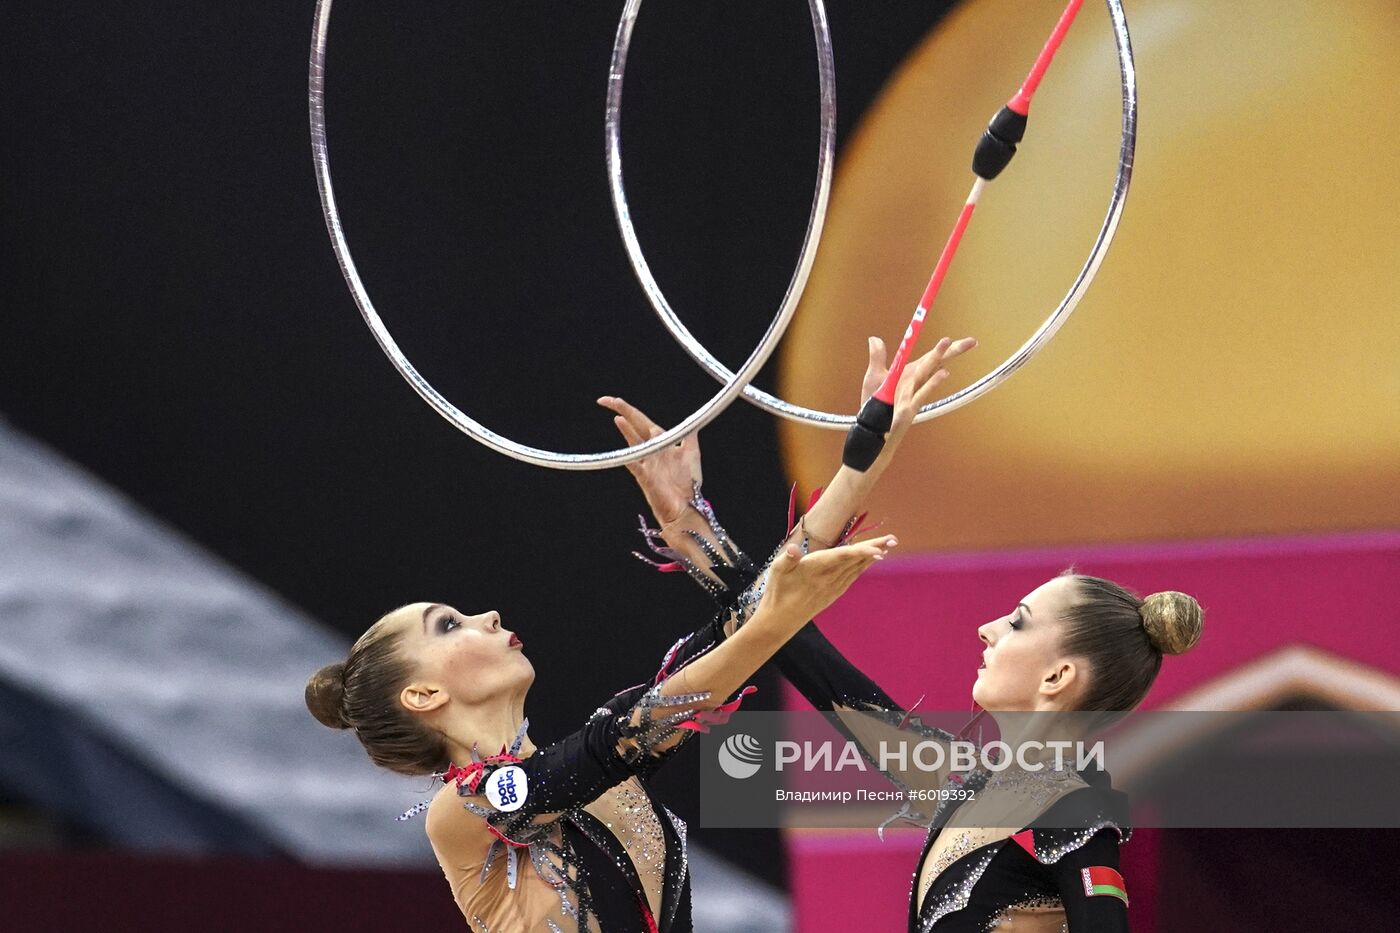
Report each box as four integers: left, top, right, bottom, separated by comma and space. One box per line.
309, 0, 838, 468
609, 0, 1137, 428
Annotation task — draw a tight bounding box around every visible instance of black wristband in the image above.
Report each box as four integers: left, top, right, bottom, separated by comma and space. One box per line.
842, 397, 895, 472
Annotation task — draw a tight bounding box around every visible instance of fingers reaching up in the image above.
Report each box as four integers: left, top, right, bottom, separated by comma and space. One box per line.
891, 336, 977, 430
858, 334, 977, 413
597, 395, 702, 521
860, 337, 890, 407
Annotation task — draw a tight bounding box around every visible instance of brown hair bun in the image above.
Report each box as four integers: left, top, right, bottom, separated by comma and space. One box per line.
305, 662, 351, 729
1140, 591, 1203, 655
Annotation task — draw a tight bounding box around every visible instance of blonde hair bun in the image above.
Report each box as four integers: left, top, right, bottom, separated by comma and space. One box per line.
305, 662, 351, 729
1140, 591, 1203, 655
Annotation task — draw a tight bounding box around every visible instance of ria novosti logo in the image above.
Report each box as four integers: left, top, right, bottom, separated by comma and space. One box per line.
717, 735, 1108, 779
717, 733, 764, 779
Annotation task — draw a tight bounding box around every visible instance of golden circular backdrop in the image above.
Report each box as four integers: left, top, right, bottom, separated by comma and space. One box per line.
779, 0, 1400, 550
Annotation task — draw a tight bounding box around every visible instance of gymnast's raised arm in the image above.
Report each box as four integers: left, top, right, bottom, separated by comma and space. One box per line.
602, 333, 976, 801
600, 333, 975, 629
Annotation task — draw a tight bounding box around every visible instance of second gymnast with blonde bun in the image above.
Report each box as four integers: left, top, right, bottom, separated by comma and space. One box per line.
617, 334, 1201, 932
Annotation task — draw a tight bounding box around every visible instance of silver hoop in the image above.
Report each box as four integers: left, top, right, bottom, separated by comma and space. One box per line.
309, 0, 837, 469
609, 0, 1137, 428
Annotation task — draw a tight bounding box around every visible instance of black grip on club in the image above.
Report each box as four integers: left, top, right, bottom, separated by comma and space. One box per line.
842, 397, 895, 472
972, 105, 1029, 181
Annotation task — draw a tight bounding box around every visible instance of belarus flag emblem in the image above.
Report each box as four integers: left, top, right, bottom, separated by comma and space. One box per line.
1080, 866, 1128, 906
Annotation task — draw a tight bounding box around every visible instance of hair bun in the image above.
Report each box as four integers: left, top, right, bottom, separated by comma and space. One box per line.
1140, 591, 1203, 655
305, 662, 351, 729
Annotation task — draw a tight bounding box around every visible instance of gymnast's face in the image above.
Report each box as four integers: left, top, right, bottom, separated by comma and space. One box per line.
388, 602, 535, 710
971, 576, 1083, 712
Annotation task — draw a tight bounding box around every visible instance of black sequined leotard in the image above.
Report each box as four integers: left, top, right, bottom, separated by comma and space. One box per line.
427, 610, 737, 933
427, 490, 765, 933
776, 623, 1132, 932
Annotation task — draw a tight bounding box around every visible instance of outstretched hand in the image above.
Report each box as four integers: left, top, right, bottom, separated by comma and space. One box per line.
758, 534, 898, 624
598, 395, 701, 525
860, 335, 978, 437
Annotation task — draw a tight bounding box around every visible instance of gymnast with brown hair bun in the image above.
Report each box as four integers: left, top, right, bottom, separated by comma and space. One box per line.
621, 335, 1202, 931
304, 333, 974, 932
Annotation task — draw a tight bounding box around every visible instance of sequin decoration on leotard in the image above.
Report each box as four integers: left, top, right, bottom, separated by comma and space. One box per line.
921, 829, 984, 902
983, 894, 1065, 932
922, 847, 1001, 931
982, 764, 1079, 805
607, 780, 666, 890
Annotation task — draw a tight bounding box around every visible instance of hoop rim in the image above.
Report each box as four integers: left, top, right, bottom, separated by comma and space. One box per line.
308, 0, 838, 468
608, 0, 1138, 429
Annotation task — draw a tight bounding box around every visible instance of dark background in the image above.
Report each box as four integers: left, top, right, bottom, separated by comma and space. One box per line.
1, 0, 957, 887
